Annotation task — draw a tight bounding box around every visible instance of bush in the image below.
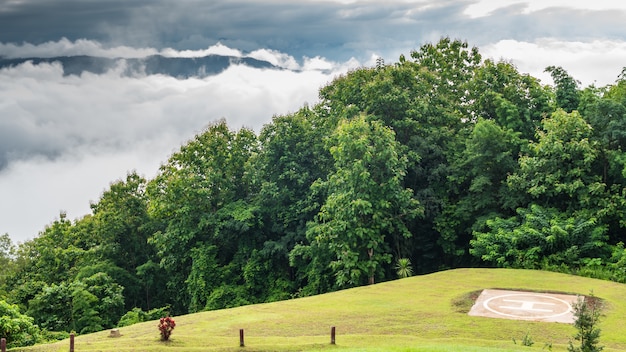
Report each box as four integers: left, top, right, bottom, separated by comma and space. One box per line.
158, 316, 176, 341
0, 300, 40, 348
205, 285, 250, 310
118, 305, 171, 327
39, 330, 70, 342
118, 308, 143, 327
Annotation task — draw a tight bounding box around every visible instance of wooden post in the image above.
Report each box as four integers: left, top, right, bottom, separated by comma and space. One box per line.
1, 337, 6, 352
239, 328, 244, 347
330, 326, 336, 345
69, 333, 75, 352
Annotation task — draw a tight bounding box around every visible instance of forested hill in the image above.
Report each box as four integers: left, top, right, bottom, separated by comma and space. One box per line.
3, 37, 626, 347
0, 54, 278, 78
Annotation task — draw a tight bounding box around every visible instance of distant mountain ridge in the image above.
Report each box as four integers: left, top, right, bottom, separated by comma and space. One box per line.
0, 54, 280, 78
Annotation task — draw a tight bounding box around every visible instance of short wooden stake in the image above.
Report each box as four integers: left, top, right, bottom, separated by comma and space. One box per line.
330, 326, 336, 345
69, 333, 75, 352
1, 337, 6, 352
239, 328, 245, 347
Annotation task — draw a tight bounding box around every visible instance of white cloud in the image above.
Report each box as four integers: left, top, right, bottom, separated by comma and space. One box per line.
0, 141, 171, 244
0, 51, 354, 243
301, 55, 361, 72
0, 37, 159, 58
481, 39, 626, 87
464, 0, 626, 18
247, 48, 301, 70
160, 42, 244, 58
1, 39, 259, 60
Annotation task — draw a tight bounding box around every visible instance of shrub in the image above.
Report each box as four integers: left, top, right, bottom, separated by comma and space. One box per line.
118, 308, 143, 327
0, 300, 40, 348
158, 316, 176, 341
395, 258, 413, 278
118, 306, 171, 327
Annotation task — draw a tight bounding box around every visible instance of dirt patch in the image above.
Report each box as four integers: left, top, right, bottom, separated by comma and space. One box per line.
452, 290, 483, 313
468, 289, 581, 323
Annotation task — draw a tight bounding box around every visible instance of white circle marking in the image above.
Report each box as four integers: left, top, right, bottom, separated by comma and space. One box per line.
483, 293, 573, 319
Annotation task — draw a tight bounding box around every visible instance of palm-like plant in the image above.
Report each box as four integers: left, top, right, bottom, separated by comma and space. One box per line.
395, 258, 413, 278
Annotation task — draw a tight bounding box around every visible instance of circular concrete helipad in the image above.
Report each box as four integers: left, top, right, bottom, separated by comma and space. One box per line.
468, 289, 580, 323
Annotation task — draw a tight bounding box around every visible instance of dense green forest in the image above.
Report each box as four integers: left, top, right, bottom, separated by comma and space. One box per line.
3, 37, 626, 347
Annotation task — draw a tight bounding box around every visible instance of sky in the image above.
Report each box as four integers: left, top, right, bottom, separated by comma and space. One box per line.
2, 0, 626, 244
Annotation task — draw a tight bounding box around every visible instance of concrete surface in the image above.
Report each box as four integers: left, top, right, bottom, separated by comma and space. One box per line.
468, 289, 581, 323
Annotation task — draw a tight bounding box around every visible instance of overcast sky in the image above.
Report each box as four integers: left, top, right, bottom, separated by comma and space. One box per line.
2, 0, 626, 244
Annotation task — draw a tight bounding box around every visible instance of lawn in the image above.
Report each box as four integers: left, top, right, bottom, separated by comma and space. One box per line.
12, 268, 626, 351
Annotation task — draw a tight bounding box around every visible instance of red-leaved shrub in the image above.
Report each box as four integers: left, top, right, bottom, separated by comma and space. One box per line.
158, 316, 176, 341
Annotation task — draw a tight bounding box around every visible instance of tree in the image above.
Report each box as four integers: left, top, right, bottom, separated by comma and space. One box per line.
404, 38, 482, 271
545, 65, 581, 112
71, 283, 103, 334
316, 38, 486, 273
470, 59, 553, 140
2, 177, 147, 332
0, 300, 39, 348
26, 272, 124, 333
78, 272, 125, 330
185, 243, 220, 312
12, 214, 89, 285
147, 120, 259, 313
90, 172, 157, 310
577, 83, 626, 245
306, 116, 422, 287
254, 107, 335, 298
506, 109, 605, 212
27, 282, 73, 332
410, 37, 481, 114
0, 233, 15, 295
436, 118, 524, 264
568, 294, 603, 352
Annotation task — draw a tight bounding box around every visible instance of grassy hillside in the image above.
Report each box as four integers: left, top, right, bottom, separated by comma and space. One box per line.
14, 268, 626, 351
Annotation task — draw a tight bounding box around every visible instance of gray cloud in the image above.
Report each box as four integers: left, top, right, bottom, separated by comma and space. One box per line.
2, 0, 623, 63
0, 0, 142, 44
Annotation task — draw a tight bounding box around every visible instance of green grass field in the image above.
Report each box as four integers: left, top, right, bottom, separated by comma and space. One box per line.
12, 268, 626, 351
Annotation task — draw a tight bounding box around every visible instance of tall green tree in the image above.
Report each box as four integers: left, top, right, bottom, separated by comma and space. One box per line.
577, 81, 626, 245
254, 107, 334, 299
436, 119, 523, 264
470, 59, 553, 140
506, 109, 605, 212
471, 109, 614, 269
403, 38, 483, 270
305, 116, 422, 288
11, 214, 89, 285
410, 37, 481, 113
0, 233, 15, 296
545, 66, 581, 112
580, 75, 626, 188
147, 120, 259, 313
89, 172, 161, 310
319, 38, 484, 272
